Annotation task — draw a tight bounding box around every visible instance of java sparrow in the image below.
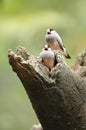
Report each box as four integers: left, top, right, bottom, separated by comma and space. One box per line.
39, 45, 55, 70
45, 28, 71, 59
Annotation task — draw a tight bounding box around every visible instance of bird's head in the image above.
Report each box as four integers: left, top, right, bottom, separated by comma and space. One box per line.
45, 28, 58, 41
43, 45, 51, 51
45, 28, 62, 43
40, 44, 54, 60
46, 28, 54, 34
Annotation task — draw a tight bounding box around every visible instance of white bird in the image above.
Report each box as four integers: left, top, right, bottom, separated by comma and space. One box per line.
45, 28, 71, 59
39, 45, 55, 70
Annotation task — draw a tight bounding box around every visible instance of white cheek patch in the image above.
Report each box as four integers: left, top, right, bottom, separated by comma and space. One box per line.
47, 29, 50, 32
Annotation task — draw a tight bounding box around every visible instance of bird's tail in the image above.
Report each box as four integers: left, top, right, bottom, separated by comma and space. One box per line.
63, 47, 71, 59
64, 52, 71, 59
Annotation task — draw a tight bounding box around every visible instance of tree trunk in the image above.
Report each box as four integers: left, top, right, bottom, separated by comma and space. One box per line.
8, 46, 86, 130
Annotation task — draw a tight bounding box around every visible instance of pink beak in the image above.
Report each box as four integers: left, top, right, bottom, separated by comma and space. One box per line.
47, 30, 51, 34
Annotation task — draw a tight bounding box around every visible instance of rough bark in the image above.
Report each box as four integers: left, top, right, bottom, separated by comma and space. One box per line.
8, 46, 86, 130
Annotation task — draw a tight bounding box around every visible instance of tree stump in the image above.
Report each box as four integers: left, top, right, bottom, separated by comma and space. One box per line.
8, 46, 86, 130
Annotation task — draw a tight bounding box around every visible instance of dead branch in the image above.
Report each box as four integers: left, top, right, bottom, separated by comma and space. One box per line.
8, 46, 86, 130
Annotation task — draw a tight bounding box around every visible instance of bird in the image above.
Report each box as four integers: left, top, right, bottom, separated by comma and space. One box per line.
39, 45, 55, 70
45, 28, 71, 59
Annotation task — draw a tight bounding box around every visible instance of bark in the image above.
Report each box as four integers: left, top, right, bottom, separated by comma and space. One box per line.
8, 46, 86, 130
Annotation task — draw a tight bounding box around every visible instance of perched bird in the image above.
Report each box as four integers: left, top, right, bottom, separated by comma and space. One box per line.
45, 28, 71, 59
39, 45, 55, 70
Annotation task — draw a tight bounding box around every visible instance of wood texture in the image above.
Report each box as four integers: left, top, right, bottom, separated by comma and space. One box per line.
8, 46, 86, 130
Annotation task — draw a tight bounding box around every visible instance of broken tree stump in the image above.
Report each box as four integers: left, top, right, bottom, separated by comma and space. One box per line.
8, 46, 86, 130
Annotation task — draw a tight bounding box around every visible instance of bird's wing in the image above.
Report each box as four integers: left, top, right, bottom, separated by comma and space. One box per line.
56, 33, 64, 51
57, 40, 64, 51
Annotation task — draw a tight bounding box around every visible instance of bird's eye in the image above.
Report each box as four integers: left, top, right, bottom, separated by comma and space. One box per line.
50, 28, 54, 31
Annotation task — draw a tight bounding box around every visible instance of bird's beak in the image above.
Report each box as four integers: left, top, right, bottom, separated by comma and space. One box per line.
46, 29, 51, 34
47, 30, 51, 34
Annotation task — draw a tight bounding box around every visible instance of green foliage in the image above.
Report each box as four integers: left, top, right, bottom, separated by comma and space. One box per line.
0, 0, 86, 130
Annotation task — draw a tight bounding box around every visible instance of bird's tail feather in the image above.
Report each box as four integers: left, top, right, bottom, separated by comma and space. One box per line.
64, 53, 71, 59
63, 47, 71, 59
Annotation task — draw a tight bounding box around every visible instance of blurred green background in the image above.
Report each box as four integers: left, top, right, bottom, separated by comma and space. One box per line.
0, 0, 86, 130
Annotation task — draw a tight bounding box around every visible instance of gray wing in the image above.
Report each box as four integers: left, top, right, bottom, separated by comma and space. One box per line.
56, 33, 64, 51
56, 32, 71, 58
